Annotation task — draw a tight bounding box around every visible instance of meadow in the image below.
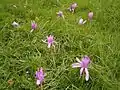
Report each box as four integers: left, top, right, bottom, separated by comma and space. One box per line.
0, 0, 120, 89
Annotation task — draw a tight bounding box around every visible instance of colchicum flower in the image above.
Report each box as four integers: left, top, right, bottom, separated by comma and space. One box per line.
56, 11, 64, 19
12, 21, 19, 27
31, 21, 37, 32
35, 67, 45, 85
78, 18, 87, 25
42, 35, 56, 48
68, 3, 77, 13
72, 56, 90, 81
88, 11, 94, 21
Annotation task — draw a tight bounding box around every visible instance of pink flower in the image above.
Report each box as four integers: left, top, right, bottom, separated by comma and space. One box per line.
88, 11, 94, 21
47, 35, 54, 48
72, 56, 90, 81
57, 11, 64, 19
35, 67, 45, 85
68, 3, 77, 13
31, 21, 37, 32
42, 35, 57, 48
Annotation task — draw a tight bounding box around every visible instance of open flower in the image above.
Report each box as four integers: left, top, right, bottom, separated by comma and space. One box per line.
12, 21, 19, 27
72, 56, 90, 81
42, 35, 56, 48
56, 11, 64, 19
68, 3, 77, 13
35, 67, 45, 85
31, 21, 37, 32
78, 18, 87, 25
88, 11, 94, 21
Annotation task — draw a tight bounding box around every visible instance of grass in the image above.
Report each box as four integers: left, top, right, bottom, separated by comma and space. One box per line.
0, 0, 120, 89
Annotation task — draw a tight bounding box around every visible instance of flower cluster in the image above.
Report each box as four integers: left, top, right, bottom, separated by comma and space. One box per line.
11, 2, 94, 87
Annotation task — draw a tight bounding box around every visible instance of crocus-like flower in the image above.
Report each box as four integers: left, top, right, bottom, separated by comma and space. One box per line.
72, 56, 90, 81
57, 11, 64, 19
31, 21, 37, 32
88, 11, 93, 21
12, 21, 19, 27
78, 18, 87, 25
35, 67, 45, 85
42, 35, 56, 48
47, 35, 54, 48
68, 3, 77, 13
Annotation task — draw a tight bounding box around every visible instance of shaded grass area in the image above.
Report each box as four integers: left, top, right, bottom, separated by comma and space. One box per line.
0, 0, 120, 89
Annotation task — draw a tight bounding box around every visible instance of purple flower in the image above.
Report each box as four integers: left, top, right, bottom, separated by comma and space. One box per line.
57, 11, 64, 18
31, 21, 37, 32
35, 67, 45, 85
68, 3, 77, 13
42, 35, 57, 48
88, 11, 94, 21
72, 56, 90, 81
47, 35, 54, 48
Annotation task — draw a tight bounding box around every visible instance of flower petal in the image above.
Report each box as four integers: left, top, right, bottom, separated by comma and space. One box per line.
76, 57, 81, 63
80, 67, 84, 76
83, 20, 87, 24
79, 18, 83, 24
30, 29, 34, 33
36, 80, 41, 85
72, 63, 81, 68
85, 68, 89, 81
48, 43, 51, 48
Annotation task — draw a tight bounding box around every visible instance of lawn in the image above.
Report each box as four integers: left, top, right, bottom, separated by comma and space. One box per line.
0, 0, 120, 90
